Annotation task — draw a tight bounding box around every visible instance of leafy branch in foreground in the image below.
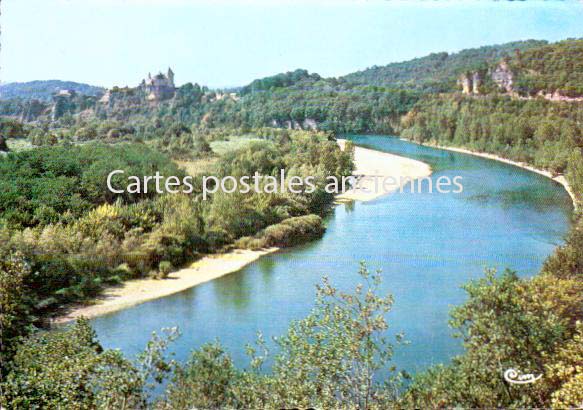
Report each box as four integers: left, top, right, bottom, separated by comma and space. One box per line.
160, 262, 406, 409
0, 320, 179, 409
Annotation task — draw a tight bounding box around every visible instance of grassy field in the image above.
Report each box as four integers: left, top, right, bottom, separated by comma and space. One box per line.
209, 135, 265, 155
6, 138, 34, 152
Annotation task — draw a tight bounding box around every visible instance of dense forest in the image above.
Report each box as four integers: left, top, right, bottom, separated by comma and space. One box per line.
1, 38, 583, 408
509, 39, 583, 97
343, 40, 547, 91
0, 40, 553, 136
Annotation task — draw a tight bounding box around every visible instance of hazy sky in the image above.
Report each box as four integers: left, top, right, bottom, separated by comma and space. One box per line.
2, 0, 582, 88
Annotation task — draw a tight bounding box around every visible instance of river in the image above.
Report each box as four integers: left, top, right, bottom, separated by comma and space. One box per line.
90, 135, 573, 377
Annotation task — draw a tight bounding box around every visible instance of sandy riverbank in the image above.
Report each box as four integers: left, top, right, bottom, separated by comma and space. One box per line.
336, 139, 432, 202
425, 143, 578, 209
55, 142, 433, 323
54, 248, 278, 324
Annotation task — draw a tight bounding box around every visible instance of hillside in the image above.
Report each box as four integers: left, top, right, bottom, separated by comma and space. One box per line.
239, 69, 321, 95
509, 38, 583, 97
0, 80, 104, 101
343, 40, 547, 92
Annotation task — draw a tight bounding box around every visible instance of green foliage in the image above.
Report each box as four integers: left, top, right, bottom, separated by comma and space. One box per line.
214, 83, 421, 134
543, 217, 583, 279
546, 323, 583, 408
0, 320, 179, 410
0, 143, 183, 228
237, 214, 324, 249
0, 248, 34, 373
399, 87, 583, 407
402, 271, 583, 408
240, 68, 321, 95
1, 319, 145, 409
0, 128, 353, 390
510, 39, 583, 97
161, 263, 404, 409
154, 122, 214, 160
0, 80, 104, 102
0, 118, 28, 140
158, 261, 173, 279
2, 36, 580, 409
401, 94, 583, 176
344, 40, 547, 91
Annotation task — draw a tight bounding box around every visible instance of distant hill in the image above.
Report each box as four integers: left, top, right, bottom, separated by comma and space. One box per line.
0, 80, 104, 101
240, 69, 321, 95
342, 39, 548, 92
508, 38, 583, 97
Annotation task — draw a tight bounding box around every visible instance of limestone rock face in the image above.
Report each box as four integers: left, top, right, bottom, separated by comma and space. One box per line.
491, 61, 514, 93
458, 74, 472, 94
302, 118, 318, 130
457, 72, 481, 95
472, 72, 482, 94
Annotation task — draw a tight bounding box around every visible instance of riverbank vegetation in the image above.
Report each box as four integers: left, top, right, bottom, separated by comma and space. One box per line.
2, 264, 407, 409
401, 95, 583, 186
399, 92, 583, 407
0, 128, 353, 380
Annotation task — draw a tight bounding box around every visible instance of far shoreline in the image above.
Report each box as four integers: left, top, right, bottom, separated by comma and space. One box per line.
421, 141, 578, 209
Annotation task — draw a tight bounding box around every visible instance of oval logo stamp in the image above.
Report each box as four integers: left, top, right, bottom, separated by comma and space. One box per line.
504, 368, 542, 385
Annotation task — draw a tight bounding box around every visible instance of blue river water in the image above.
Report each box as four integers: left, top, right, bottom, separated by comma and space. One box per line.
90, 135, 572, 378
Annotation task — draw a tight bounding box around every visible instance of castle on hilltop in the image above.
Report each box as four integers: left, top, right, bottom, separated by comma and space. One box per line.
141, 68, 176, 101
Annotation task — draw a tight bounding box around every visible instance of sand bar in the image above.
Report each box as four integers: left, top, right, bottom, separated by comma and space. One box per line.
55, 141, 432, 323
336, 139, 432, 202
54, 248, 278, 324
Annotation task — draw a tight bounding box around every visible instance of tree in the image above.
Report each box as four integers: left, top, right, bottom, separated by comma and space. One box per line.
0, 249, 34, 374
162, 263, 405, 409
1, 320, 179, 409
403, 270, 583, 408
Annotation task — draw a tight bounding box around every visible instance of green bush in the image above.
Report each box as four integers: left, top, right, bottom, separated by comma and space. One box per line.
237, 214, 324, 249
158, 261, 173, 279
162, 263, 403, 409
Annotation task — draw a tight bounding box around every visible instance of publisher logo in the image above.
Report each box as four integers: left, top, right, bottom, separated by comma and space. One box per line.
504, 368, 542, 385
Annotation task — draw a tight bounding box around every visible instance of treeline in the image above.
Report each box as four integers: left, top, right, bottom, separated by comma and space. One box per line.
4, 39, 579, 138
344, 39, 547, 91
399, 93, 583, 407
0, 144, 182, 228
401, 94, 583, 195
0, 129, 354, 383
204, 82, 421, 134
239, 69, 321, 95
0, 80, 104, 102
95, 79, 421, 135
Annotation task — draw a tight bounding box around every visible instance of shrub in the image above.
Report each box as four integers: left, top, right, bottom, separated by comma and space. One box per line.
162, 263, 403, 409
237, 214, 325, 249
158, 261, 173, 279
